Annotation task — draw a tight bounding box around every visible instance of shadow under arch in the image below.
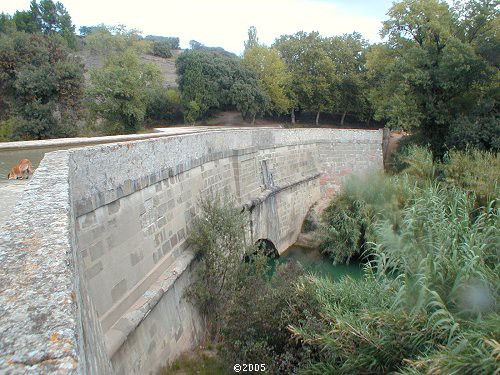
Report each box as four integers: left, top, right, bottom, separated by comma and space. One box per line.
255, 238, 279, 259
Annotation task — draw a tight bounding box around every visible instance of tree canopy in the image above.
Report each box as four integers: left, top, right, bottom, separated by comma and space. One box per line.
176, 49, 265, 122
367, 0, 498, 153
87, 50, 163, 133
0, 0, 497, 151
0, 31, 84, 139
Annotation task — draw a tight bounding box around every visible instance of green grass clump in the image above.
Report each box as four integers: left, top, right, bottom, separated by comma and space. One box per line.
162, 349, 230, 375
441, 148, 499, 208
292, 163, 499, 374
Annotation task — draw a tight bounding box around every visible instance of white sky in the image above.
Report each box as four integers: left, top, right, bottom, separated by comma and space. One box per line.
1, 0, 399, 54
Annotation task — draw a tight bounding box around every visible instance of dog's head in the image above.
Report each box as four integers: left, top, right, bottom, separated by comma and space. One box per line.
7, 172, 15, 180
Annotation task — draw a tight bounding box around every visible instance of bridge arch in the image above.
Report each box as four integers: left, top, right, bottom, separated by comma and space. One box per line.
255, 238, 279, 258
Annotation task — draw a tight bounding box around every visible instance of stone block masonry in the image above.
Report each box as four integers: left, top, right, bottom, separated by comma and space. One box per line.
0, 128, 383, 374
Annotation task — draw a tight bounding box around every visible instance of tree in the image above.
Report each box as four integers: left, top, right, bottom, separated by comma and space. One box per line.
274, 32, 337, 125
189, 39, 204, 50
326, 33, 371, 125
87, 50, 163, 133
29, 0, 76, 48
244, 25, 259, 50
367, 0, 497, 154
243, 36, 291, 116
145, 87, 182, 124
230, 81, 268, 124
12, 11, 39, 33
184, 100, 201, 125
176, 50, 218, 117
151, 40, 172, 58
0, 13, 16, 34
176, 49, 265, 122
145, 35, 180, 49
0, 31, 84, 139
84, 24, 148, 56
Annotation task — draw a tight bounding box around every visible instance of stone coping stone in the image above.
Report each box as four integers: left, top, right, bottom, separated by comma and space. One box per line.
0, 151, 80, 374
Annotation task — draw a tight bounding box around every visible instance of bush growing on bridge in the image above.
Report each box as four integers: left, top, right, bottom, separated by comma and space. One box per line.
185, 196, 314, 372
185, 196, 255, 340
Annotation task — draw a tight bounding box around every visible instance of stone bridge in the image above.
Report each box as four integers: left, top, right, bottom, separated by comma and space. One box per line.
0, 128, 383, 374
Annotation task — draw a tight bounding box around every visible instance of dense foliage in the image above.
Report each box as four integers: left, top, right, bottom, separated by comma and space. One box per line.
151, 40, 173, 58
145, 35, 180, 49
184, 146, 499, 374
0, 30, 84, 139
184, 196, 257, 339
0, 0, 497, 151
367, 0, 499, 154
184, 196, 314, 374
321, 146, 499, 262
176, 49, 266, 122
87, 50, 163, 134
296, 177, 498, 374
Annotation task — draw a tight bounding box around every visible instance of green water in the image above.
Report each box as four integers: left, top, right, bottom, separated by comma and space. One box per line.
279, 245, 363, 280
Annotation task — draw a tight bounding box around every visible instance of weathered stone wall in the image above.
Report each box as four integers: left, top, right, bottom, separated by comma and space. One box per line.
70, 128, 381, 373
0, 151, 113, 374
0, 128, 383, 374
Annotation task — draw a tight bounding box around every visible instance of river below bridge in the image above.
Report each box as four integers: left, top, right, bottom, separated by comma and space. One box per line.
280, 245, 363, 280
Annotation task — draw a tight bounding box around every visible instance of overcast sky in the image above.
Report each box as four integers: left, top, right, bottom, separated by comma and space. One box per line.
1, 0, 398, 54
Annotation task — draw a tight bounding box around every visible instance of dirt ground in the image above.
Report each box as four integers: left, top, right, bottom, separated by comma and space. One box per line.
205, 111, 283, 127
385, 130, 407, 169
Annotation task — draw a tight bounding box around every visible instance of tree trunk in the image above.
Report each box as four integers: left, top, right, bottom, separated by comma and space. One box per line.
341, 110, 347, 126
366, 111, 374, 127
316, 111, 320, 126
291, 108, 295, 125
251, 113, 256, 125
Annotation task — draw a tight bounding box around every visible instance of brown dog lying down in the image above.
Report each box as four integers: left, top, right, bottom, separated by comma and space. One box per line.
7, 159, 33, 179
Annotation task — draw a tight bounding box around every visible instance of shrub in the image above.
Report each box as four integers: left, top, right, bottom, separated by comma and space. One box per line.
320, 173, 411, 263
441, 149, 499, 208
145, 87, 182, 124
221, 261, 307, 374
292, 182, 499, 374
185, 196, 255, 339
185, 197, 310, 373
446, 114, 500, 152
184, 100, 201, 125
152, 40, 173, 58
0, 118, 16, 141
391, 144, 436, 179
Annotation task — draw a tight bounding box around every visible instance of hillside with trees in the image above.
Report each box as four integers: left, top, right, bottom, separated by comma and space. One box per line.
0, 0, 498, 155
